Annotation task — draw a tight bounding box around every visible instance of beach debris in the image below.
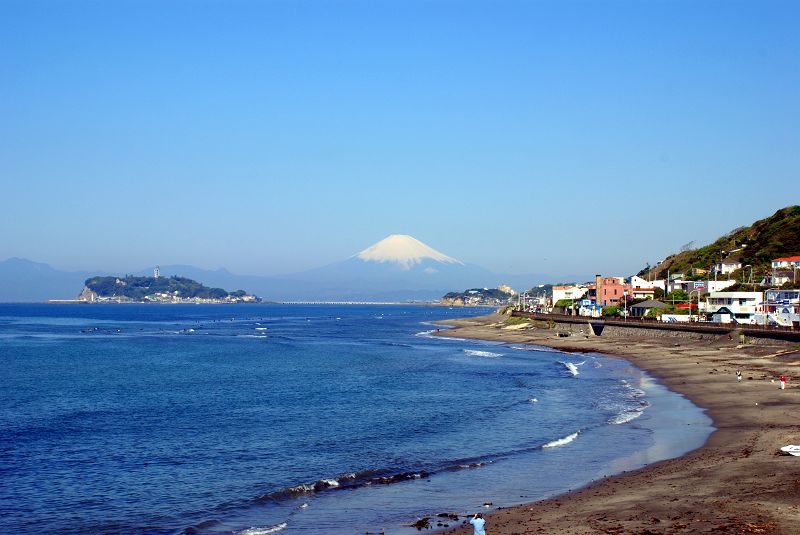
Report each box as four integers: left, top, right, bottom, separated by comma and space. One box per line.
779, 445, 800, 456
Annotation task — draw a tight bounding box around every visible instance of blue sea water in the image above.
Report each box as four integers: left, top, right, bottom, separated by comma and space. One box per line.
0, 304, 713, 534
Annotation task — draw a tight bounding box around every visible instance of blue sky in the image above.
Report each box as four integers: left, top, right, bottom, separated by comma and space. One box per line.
1, 0, 798, 278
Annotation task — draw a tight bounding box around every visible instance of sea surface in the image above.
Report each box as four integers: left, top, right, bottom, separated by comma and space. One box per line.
0, 304, 713, 534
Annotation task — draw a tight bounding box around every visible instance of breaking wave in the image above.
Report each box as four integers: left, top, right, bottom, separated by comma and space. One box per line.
609, 408, 647, 425
463, 349, 503, 358
236, 523, 288, 535
542, 431, 580, 448
559, 361, 580, 376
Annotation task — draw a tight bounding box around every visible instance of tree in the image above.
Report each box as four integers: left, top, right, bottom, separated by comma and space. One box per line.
666, 289, 688, 303
602, 306, 620, 317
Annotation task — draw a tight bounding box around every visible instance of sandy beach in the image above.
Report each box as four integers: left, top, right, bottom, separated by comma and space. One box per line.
434, 313, 800, 535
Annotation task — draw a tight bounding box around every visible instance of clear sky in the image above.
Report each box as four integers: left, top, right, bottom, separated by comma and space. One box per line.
2, 0, 798, 278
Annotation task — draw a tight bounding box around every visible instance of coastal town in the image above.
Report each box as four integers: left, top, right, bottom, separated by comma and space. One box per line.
447, 254, 800, 330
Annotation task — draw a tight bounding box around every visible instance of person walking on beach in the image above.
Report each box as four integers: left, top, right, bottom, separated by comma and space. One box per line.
737, 370, 742, 382
469, 513, 486, 535
780, 374, 787, 390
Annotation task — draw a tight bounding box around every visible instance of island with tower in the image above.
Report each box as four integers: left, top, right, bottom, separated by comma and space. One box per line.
75, 266, 261, 304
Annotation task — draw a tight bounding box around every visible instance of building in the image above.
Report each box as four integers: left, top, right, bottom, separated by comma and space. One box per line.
551, 285, 587, 307
629, 300, 667, 318
628, 275, 651, 289
764, 289, 800, 327
771, 256, 800, 269
627, 275, 659, 297
706, 279, 737, 293
595, 275, 631, 307
497, 284, 517, 296
705, 291, 763, 323
765, 289, 800, 314
631, 287, 656, 300
711, 259, 742, 277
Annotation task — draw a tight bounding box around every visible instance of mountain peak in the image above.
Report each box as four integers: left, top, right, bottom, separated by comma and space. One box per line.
355, 235, 464, 270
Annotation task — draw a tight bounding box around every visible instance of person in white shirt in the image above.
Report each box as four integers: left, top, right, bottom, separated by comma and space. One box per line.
469, 513, 486, 535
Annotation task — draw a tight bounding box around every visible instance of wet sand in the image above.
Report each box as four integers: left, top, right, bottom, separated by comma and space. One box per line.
434, 313, 800, 534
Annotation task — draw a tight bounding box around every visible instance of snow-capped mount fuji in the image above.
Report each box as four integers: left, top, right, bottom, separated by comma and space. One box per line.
355, 234, 464, 270
271, 234, 499, 300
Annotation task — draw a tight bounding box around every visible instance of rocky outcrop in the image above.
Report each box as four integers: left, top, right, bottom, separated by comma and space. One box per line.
78, 286, 98, 302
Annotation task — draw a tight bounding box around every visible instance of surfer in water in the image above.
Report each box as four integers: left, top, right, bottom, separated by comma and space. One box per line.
470, 513, 486, 535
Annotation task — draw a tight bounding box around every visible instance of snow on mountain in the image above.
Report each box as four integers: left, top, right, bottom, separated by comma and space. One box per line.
355, 235, 464, 270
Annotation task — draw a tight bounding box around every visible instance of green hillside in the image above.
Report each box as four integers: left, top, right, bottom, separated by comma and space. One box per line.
642, 206, 800, 281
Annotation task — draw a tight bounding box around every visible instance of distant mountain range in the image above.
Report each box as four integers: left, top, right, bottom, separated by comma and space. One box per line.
0, 235, 584, 302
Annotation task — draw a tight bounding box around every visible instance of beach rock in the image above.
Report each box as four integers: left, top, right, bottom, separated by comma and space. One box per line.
411, 517, 430, 530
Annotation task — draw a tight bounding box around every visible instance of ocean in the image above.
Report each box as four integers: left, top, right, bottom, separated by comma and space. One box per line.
0, 304, 713, 534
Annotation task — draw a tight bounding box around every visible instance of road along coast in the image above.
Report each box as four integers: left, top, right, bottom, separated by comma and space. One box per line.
434, 313, 800, 534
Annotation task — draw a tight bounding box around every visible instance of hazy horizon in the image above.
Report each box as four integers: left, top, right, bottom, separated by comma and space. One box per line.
2, 1, 798, 278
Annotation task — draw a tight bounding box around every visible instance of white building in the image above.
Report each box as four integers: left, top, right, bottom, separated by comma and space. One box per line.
631, 287, 656, 300
765, 289, 800, 315
706, 280, 737, 293
711, 259, 742, 277
628, 275, 651, 289
771, 256, 800, 269
705, 291, 763, 323
551, 285, 588, 306
764, 289, 800, 327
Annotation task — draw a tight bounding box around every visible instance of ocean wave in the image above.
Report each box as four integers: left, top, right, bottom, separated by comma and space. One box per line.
559, 361, 580, 376
609, 409, 643, 425
463, 349, 503, 358
254, 470, 431, 504
255, 327, 268, 331
236, 522, 288, 535
542, 431, 580, 448
528, 397, 539, 403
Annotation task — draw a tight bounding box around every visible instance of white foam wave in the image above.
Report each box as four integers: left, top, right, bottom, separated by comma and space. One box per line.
464, 349, 503, 358
237, 523, 288, 535
609, 409, 645, 425
559, 361, 579, 376
239, 335, 268, 338
542, 431, 580, 448
255, 327, 268, 331
528, 398, 538, 403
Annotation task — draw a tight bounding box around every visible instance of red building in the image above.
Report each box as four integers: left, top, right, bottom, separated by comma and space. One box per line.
595, 275, 632, 307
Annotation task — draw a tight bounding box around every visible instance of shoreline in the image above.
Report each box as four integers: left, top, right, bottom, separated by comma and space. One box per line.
434, 313, 800, 534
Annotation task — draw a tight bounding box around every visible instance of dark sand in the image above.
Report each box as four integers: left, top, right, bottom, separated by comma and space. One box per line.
434, 313, 800, 534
